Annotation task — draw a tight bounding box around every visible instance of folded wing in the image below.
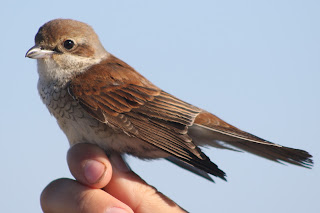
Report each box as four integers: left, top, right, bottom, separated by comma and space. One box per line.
68, 55, 226, 181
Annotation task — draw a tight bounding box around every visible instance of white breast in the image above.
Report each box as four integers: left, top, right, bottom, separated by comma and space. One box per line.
37, 79, 168, 158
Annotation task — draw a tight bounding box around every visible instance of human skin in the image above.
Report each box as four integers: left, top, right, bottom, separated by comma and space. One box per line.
40, 143, 187, 213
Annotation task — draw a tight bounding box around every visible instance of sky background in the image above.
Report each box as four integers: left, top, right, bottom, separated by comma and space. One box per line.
1, 0, 319, 212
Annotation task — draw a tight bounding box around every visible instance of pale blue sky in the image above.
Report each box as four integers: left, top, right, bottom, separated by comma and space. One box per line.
1, 1, 319, 212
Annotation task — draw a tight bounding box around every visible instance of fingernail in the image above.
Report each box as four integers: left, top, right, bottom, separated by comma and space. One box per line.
84, 160, 106, 184
110, 154, 131, 173
106, 207, 129, 213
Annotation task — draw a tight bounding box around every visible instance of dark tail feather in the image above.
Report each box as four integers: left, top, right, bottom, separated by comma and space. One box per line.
225, 140, 313, 168
166, 156, 215, 182
190, 124, 313, 168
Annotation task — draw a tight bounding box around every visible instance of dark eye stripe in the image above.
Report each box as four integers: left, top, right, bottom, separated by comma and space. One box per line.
53, 47, 63, 54
73, 44, 95, 57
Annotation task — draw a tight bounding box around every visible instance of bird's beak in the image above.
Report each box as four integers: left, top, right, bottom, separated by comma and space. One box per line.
25, 45, 55, 59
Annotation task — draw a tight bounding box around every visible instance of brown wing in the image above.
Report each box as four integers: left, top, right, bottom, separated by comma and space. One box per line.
194, 111, 313, 168
68, 55, 226, 180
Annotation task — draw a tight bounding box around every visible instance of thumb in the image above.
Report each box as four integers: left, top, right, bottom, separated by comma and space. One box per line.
106, 155, 186, 213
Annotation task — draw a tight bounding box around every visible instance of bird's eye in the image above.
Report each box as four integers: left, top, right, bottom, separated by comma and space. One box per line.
63, 40, 75, 50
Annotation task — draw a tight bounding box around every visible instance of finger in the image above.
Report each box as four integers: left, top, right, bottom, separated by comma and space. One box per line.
106, 155, 186, 213
67, 143, 112, 189
41, 178, 133, 213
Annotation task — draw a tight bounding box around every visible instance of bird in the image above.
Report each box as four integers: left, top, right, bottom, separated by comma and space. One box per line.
26, 19, 313, 182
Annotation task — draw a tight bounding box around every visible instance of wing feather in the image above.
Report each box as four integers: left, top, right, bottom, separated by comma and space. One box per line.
68, 54, 312, 181
68, 55, 226, 180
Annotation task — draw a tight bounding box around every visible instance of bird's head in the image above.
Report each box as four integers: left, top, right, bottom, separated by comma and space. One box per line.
26, 19, 109, 81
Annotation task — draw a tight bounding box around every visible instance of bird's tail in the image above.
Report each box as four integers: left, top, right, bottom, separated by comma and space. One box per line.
190, 111, 313, 168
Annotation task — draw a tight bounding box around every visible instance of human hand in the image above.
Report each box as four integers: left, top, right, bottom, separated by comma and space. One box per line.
40, 143, 186, 213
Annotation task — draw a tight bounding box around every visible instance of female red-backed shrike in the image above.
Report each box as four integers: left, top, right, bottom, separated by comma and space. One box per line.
26, 19, 312, 182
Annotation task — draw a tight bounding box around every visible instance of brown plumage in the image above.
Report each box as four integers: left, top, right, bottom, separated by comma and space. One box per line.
26, 19, 313, 182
